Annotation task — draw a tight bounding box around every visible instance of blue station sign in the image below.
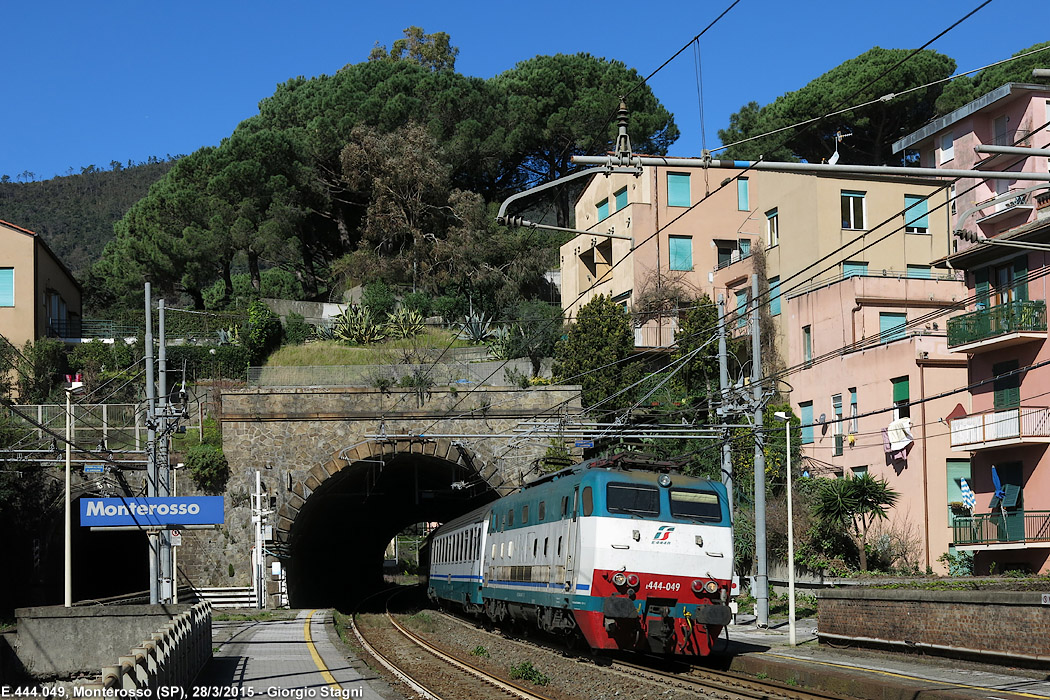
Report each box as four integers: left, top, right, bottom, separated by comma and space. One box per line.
80, 497, 225, 528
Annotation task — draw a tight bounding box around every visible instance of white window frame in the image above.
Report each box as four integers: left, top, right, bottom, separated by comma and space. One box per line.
940, 132, 954, 163
766, 208, 779, 247
841, 191, 866, 230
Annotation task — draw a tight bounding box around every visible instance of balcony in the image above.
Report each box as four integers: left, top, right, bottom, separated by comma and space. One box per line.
952, 510, 1050, 549
949, 405, 1050, 451
975, 191, 1034, 226
946, 300, 1046, 353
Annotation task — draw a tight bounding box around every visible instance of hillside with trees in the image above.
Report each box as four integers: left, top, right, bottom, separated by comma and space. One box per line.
0, 159, 175, 274
86, 28, 678, 317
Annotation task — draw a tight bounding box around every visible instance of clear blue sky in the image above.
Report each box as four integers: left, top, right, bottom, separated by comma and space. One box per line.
1, 0, 1045, 181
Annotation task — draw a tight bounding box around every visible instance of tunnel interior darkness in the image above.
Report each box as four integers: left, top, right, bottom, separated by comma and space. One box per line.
286, 454, 498, 608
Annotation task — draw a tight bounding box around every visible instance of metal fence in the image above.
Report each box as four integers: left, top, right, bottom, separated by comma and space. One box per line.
1, 403, 203, 451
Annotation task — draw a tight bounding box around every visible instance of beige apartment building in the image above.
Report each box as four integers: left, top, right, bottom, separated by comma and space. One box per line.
0, 219, 82, 350
561, 164, 973, 572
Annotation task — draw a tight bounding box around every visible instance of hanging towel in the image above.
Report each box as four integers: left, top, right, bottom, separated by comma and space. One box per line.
887, 418, 914, 452
881, 427, 892, 453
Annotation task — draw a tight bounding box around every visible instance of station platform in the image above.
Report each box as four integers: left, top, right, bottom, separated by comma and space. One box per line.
724, 615, 1050, 700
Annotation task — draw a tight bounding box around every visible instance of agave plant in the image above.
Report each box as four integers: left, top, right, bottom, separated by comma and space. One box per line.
457, 311, 493, 344
386, 306, 426, 340
487, 325, 514, 360
313, 322, 335, 341
332, 303, 385, 345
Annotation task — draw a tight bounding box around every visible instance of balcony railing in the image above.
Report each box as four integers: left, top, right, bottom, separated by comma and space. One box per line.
952, 510, 1050, 546
949, 405, 1050, 450
47, 319, 143, 339
946, 300, 1046, 348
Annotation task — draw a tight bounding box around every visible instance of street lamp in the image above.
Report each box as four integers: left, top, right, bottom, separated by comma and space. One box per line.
773, 410, 795, 646
64, 378, 84, 607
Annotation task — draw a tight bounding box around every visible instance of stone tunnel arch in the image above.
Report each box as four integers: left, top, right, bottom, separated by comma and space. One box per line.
280, 439, 511, 608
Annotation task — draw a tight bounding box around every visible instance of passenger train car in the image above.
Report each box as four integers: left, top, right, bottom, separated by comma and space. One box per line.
427, 455, 734, 656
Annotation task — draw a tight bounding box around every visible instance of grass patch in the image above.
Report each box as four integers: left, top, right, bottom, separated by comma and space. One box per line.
404, 611, 439, 633
509, 661, 550, 686
213, 611, 278, 622
266, 330, 475, 367
470, 645, 490, 658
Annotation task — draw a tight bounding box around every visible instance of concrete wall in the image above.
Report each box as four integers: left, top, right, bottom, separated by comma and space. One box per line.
0, 222, 39, 350
817, 587, 1050, 663
13, 604, 195, 678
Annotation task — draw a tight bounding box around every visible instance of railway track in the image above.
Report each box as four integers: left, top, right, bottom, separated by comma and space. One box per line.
425, 606, 857, 700
348, 594, 557, 700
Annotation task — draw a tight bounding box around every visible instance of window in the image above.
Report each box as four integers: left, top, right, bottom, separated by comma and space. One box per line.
946, 459, 971, 521
737, 178, 749, 211
766, 208, 779, 247
843, 261, 868, 279
904, 194, 929, 233
597, 198, 610, 221
940, 132, 954, 163
508, 508, 514, 526
989, 462, 1024, 541
880, 312, 907, 343
669, 489, 722, 522
800, 401, 814, 444
0, 269, 12, 307
538, 501, 545, 521
606, 483, 660, 516
769, 276, 781, 316
994, 115, 1009, 146
735, 289, 749, 329
614, 187, 628, 211
667, 173, 691, 207
802, 325, 812, 367
581, 486, 593, 516
993, 360, 1020, 409
669, 235, 693, 271
851, 466, 868, 478
841, 191, 865, 229
739, 239, 751, 257
849, 388, 858, 433
832, 394, 843, 456
892, 376, 910, 419
522, 505, 529, 524
717, 246, 733, 268
560, 496, 569, 517
907, 265, 931, 279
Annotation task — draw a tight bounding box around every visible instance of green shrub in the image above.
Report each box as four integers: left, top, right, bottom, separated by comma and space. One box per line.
470, 645, 490, 658
165, 344, 251, 380
361, 281, 396, 318
509, 661, 549, 686
185, 443, 230, 493
401, 291, 432, 317
283, 312, 311, 346
432, 293, 467, 324
245, 300, 282, 363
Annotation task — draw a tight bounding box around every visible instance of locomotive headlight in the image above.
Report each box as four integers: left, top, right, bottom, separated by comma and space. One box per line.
692, 579, 720, 595
612, 572, 628, 587
704, 580, 719, 594
626, 573, 639, 588
658, 474, 672, 487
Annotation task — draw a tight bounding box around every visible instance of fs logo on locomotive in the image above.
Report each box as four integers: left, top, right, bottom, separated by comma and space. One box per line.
653, 525, 674, 543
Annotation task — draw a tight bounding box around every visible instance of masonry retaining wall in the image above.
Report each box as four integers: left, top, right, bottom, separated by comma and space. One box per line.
817, 587, 1050, 663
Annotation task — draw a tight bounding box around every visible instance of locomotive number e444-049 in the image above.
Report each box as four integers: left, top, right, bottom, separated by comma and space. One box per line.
644, 580, 682, 592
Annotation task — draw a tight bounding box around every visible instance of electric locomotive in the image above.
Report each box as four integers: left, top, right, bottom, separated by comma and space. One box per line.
428, 455, 734, 656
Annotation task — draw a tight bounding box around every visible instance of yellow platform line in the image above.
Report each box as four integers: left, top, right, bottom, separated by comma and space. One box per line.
768, 653, 1050, 699
305, 609, 343, 691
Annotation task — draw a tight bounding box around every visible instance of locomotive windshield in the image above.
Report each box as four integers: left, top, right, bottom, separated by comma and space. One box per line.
606, 482, 660, 515
669, 489, 722, 521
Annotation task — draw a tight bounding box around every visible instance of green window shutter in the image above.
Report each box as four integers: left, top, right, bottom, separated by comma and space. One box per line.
803, 325, 812, 364
614, 187, 628, 211
892, 376, 909, 403
0, 269, 12, 307
668, 173, 691, 207
1013, 255, 1029, 302
800, 402, 814, 444
904, 195, 929, 230
880, 312, 907, 343
974, 268, 990, 307
992, 360, 1020, 409
843, 261, 868, 278
597, 198, 609, 221
669, 236, 692, 271
736, 289, 748, 328
769, 276, 781, 316
907, 265, 931, 279
737, 178, 749, 211
739, 239, 751, 256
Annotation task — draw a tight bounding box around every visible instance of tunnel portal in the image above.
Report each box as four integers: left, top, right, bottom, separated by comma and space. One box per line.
286, 453, 497, 608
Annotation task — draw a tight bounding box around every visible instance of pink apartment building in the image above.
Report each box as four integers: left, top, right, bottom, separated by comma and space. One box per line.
894, 82, 1050, 574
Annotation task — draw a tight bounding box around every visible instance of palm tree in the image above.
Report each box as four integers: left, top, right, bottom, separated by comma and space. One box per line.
814, 473, 900, 571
